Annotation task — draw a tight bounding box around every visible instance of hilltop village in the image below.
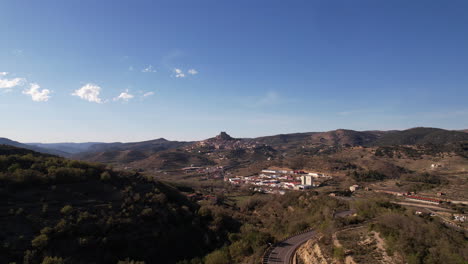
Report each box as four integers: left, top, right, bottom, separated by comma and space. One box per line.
180, 165, 333, 194
227, 169, 332, 194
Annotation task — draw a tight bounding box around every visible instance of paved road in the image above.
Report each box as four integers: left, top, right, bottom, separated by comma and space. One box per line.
265, 230, 316, 264
394, 201, 455, 212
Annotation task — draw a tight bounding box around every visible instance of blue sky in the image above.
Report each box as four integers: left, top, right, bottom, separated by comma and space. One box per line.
1, 0, 467, 142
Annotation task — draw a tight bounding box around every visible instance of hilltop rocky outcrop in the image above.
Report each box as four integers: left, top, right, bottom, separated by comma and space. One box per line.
191, 132, 266, 150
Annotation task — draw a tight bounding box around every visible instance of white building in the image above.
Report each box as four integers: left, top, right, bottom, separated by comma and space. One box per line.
301, 175, 313, 186
454, 214, 466, 222
349, 185, 360, 192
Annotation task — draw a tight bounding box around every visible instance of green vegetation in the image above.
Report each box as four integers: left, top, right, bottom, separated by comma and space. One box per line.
117, 259, 145, 264
31, 234, 49, 249
0, 146, 231, 264
353, 197, 405, 219
41, 256, 65, 264
399, 172, 449, 192
351, 198, 467, 264
350, 170, 387, 182
372, 214, 467, 264
178, 192, 349, 263
1, 140, 467, 264
0, 147, 107, 186
401, 172, 446, 185
333, 246, 345, 260
59, 205, 73, 215
372, 127, 468, 146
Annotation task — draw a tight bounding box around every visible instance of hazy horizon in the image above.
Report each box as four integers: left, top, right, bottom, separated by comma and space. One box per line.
9, 126, 467, 144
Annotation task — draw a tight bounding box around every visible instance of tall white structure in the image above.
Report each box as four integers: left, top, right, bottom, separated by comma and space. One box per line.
301, 175, 313, 186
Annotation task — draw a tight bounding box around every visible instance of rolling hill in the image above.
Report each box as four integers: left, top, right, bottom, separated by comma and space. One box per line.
71, 128, 468, 170
371, 127, 468, 146
4, 127, 466, 171
74, 138, 191, 164
86, 138, 190, 153
250, 129, 385, 148
26, 142, 102, 154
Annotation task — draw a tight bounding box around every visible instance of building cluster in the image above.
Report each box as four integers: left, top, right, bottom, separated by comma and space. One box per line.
185, 132, 266, 151
227, 169, 331, 192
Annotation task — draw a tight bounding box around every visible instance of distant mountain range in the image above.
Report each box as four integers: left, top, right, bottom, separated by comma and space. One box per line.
74, 138, 191, 164
2, 128, 467, 168
0, 138, 69, 156
26, 142, 102, 154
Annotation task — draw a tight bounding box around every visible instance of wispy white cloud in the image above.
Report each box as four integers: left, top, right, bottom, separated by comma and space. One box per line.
188, 69, 198, 75
257, 91, 280, 106
246, 113, 309, 126
0, 72, 8, 76
142, 65, 157, 73
12, 49, 24, 56
114, 90, 134, 102
172, 68, 198, 78
72, 84, 103, 103
173, 68, 185, 78
238, 91, 290, 108
0, 89, 13, 94
336, 109, 386, 117
337, 110, 362, 116
161, 50, 184, 69
143, 91, 155, 97
0, 75, 26, 89
22, 83, 51, 102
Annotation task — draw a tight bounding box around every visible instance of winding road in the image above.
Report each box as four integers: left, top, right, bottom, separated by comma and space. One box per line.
264, 230, 316, 264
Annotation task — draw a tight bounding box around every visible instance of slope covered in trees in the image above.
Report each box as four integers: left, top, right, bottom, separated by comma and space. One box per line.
0, 145, 232, 264
371, 127, 468, 146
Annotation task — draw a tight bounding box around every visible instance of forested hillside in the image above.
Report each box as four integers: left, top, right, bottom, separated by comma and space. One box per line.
371, 127, 468, 146
0, 145, 231, 264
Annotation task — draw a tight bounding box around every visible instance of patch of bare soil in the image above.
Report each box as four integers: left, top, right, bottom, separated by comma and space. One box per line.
335, 226, 404, 264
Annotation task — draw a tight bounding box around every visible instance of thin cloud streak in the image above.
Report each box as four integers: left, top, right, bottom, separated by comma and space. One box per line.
114, 90, 134, 102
